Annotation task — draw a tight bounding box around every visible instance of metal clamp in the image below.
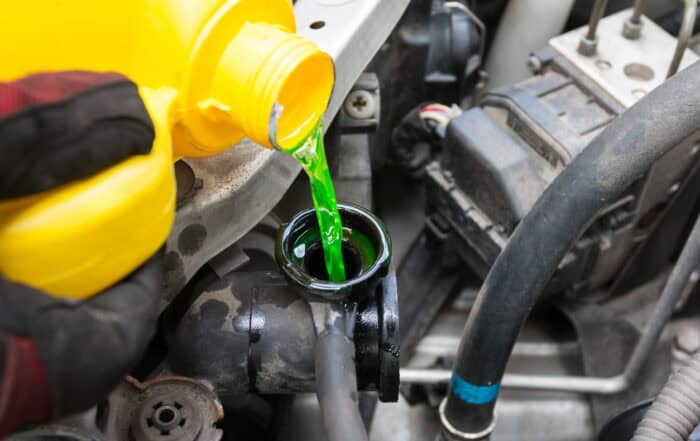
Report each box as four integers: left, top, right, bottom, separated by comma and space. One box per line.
438, 399, 495, 440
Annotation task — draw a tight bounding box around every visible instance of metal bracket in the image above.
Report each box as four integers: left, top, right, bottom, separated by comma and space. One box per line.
550, 8, 699, 108
295, 0, 410, 123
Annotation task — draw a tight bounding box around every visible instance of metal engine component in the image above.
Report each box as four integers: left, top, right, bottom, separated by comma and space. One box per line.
426, 8, 700, 296
101, 377, 223, 441
551, 9, 698, 106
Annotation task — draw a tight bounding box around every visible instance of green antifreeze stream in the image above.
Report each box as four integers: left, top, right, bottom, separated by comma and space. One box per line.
289, 120, 347, 282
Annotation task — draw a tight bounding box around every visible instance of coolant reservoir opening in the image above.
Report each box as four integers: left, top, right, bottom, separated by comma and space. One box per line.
304, 241, 363, 281
277, 203, 391, 293
274, 51, 334, 151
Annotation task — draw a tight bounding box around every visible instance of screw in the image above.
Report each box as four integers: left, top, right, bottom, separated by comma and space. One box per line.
344, 89, 376, 120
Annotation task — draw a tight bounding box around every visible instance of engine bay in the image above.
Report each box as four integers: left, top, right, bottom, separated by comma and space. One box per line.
15, 1, 700, 440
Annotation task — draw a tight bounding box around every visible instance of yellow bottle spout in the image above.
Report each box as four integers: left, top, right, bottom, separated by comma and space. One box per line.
176, 22, 334, 156
215, 22, 333, 151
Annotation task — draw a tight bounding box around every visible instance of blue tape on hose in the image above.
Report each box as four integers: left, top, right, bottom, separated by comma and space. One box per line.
451, 375, 500, 405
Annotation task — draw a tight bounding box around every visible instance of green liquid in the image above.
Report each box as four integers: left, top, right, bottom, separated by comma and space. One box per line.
290, 225, 377, 279
290, 121, 347, 281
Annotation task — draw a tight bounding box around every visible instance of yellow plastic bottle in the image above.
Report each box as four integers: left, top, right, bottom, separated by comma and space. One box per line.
0, 0, 334, 299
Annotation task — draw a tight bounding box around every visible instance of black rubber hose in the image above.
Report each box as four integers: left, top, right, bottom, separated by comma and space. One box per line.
442, 60, 700, 437
632, 352, 700, 441
316, 332, 369, 441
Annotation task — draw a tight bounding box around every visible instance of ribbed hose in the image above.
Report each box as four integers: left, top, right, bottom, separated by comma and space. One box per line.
631, 210, 700, 440
632, 353, 700, 441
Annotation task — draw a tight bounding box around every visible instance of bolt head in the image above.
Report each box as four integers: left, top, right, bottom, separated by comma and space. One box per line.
577, 37, 598, 57
344, 89, 377, 120
623, 19, 642, 39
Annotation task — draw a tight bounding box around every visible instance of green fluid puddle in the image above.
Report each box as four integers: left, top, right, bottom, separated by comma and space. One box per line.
289, 120, 346, 282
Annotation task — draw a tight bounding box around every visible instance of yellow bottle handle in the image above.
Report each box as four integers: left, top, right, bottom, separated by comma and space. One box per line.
0, 0, 335, 299
0, 87, 178, 299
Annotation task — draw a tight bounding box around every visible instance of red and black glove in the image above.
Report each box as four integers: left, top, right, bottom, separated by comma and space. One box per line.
0, 72, 165, 438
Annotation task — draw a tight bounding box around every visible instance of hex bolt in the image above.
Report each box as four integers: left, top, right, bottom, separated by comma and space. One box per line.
578, 0, 609, 56
344, 89, 376, 120
623, 0, 644, 39
623, 20, 642, 39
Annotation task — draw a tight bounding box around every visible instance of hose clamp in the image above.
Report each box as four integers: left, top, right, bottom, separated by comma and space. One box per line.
438, 399, 495, 440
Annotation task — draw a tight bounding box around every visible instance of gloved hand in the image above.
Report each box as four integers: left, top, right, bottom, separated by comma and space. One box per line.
0, 72, 165, 437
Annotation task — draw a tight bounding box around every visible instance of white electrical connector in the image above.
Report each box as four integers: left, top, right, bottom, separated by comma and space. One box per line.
419, 103, 462, 138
